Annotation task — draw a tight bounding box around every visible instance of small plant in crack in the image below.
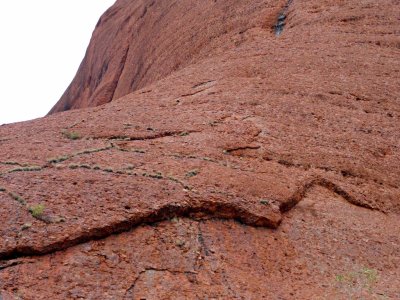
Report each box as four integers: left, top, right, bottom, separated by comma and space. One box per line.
2, 161, 22, 166
48, 155, 70, 164
186, 169, 199, 178
29, 204, 45, 219
104, 167, 114, 173
335, 267, 379, 297
145, 172, 163, 179
69, 164, 80, 170
132, 149, 146, 154
175, 239, 186, 248
260, 199, 270, 205
124, 164, 135, 170
167, 176, 180, 183
8, 166, 42, 173
21, 223, 32, 230
75, 146, 112, 155
62, 130, 81, 140
79, 164, 92, 169
9, 192, 26, 205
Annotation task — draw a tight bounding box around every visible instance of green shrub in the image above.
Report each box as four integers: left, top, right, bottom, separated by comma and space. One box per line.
62, 130, 81, 140
29, 204, 45, 219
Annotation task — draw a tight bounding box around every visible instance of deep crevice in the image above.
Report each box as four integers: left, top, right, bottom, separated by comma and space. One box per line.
0, 198, 280, 261
274, 0, 294, 36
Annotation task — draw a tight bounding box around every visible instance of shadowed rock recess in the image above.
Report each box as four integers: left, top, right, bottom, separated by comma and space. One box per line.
1, 0, 399, 298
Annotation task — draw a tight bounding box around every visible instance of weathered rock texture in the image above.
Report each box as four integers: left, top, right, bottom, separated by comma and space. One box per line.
1, 0, 400, 298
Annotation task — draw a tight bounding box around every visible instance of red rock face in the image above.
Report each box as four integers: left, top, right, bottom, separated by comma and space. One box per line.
1, 0, 400, 298
49, 0, 283, 114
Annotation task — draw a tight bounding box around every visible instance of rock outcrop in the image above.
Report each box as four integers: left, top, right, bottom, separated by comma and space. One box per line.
1, 0, 400, 298
49, 0, 283, 113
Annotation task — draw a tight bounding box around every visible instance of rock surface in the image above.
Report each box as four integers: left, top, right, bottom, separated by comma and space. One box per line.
1, 0, 400, 298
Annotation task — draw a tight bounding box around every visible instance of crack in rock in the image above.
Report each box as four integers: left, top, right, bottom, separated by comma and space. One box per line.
275, 0, 294, 36
0, 197, 281, 261
279, 176, 373, 212
0, 259, 35, 271
97, 130, 197, 141
0, 175, 374, 264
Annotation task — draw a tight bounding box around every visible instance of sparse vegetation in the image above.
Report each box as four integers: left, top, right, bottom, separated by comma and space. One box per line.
48, 155, 70, 164
29, 204, 45, 219
75, 146, 113, 155
260, 199, 270, 205
186, 169, 199, 178
144, 172, 163, 179
175, 239, 186, 248
335, 267, 379, 297
67, 163, 94, 170
167, 176, 180, 183
104, 167, 114, 173
8, 192, 26, 205
132, 149, 146, 154
21, 223, 32, 230
2, 161, 22, 166
125, 164, 135, 170
8, 166, 42, 173
62, 130, 81, 140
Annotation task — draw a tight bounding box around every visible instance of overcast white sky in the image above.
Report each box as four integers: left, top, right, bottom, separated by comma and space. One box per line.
0, 0, 116, 125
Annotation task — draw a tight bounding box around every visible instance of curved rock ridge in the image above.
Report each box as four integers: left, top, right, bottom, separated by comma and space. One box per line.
1, 0, 400, 298
0, 173, 375, 261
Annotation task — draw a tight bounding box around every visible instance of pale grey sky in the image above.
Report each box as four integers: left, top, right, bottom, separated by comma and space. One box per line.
0, 0, 116, 124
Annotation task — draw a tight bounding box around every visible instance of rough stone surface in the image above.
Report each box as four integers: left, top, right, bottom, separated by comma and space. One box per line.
1, 0, 400, 298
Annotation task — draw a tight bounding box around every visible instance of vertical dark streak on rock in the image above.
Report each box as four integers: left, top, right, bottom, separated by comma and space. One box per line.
274, 0, 294, 36
110, 45, 131, 102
